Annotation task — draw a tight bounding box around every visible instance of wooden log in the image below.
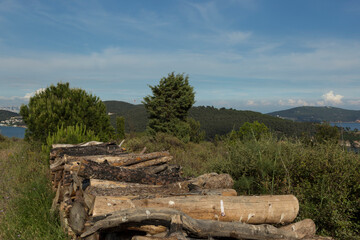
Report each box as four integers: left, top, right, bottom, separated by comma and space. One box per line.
88, 173, 233, 191
145, 164, 168, 175
64, 151, 171, 167
86, 179, 236, 198
50, 157, 65, 170
52, 141, 103, 149
91, 195, 299, 224
81, 208, 314, 240
51, 180, 62, 212
132, 236, 176, 240
77, 159, 184, 185
280, 219, 316, 239
125, 157, 171, 169
128, 225, 168, 235
50, 142, 125, 159
188, 172, 233, 189
69, 201, 87, 235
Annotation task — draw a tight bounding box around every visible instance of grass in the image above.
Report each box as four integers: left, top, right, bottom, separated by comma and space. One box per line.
0, 137, 68, 240
125, 132, 360, 239
0, 130, 359, 239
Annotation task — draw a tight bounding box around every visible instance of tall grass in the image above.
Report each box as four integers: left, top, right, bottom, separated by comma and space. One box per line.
125, 133, 360, 239
0, 137, 68, 240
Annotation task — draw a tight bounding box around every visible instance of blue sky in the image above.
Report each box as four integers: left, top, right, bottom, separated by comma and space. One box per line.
0, 0, 359, 113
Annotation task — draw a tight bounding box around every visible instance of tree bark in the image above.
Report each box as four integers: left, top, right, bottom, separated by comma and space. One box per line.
77, 159, 185, 185
81, 208, 314, 240
50, 142, 125, 159
69, 201, 87, 235
91, 195, 299, 224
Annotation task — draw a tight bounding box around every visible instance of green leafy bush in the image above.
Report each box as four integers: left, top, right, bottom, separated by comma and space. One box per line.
116, 116, 126, 141
125, 132, 360, 239
209, 136, 360, 239
42, 124, 100, 156
20, 82, 113, 142
229, 121, 270, 141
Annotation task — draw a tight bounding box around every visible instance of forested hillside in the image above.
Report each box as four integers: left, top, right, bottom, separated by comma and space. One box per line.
104, 101, 316, 139
0, 110, 19, 121
268, 106, 360, 122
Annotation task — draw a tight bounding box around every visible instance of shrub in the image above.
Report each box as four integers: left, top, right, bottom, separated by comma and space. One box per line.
42, 124, 100, 156
116, 116, 126, 141
20, 82, 113, 143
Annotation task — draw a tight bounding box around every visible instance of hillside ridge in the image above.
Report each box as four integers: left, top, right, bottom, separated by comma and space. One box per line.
104, 101, 315, 139
268, 106, 360, 122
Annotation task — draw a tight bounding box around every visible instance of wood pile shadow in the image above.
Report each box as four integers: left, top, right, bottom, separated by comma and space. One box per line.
50, 141, 332, 240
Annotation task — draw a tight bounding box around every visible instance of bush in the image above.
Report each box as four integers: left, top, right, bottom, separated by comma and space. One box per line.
20, 82, 113, 142
208, 136, 360, 239
42, 124, 100, 156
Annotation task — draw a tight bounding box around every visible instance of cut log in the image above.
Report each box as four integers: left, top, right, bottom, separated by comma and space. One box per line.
91, 195, 299, 224
132, 236, 176, 240
188, 172, 234, 189
50, 142, 125, 159
128, 225, 168, 235
64, 151, 171, 167
52, 141, 103, 149
125, 157, 171, 169
86, 179, 236, 198
50, 158, 65, 170
81, 208, 314, 240
77, 159, 184, 185
280, 219, 316, 239
69, 201, 87, 235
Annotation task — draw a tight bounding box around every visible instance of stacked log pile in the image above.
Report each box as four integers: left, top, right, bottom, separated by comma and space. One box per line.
50, 142, 330, 240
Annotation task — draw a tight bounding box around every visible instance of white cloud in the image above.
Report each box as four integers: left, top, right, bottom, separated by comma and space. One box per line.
278, 99, 310, 106
226, 31, 252, 44
246, 100, 257, 106
23, 88, 45, 100
322, 91, 344, 105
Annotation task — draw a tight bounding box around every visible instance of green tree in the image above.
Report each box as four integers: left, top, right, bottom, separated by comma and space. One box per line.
187, 117, 205, 143
315, 123, 340, 144
229, 121, 270, 141
20, 82, 114, 142
143, 72, 195, 140
116, 116, 125, 140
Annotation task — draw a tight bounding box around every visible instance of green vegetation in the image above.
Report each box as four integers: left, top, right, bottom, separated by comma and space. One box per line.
143, 72, 195, 141
228, 121, 270, 141
42, 124, 100, 155
20, 82, 114, 142
104, 101, 316, 139
125, 129, 360, 239
268, 106, 360, 122
0, 136, 67, 240
116, 116, 126, 141
315, 123, 340, 144
0, 110, 19, 122
3, 80, 360, 239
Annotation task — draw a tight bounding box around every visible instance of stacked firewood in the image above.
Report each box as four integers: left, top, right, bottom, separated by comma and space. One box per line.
50, 142, 331, 240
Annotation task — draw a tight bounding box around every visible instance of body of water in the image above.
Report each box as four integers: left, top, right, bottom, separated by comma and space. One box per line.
330, 122, 360, 131
0, 126, 26, 138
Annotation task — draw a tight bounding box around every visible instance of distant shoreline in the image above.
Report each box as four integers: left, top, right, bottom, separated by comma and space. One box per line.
0, 124, 27, 128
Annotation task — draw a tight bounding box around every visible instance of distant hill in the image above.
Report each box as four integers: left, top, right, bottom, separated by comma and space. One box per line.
268, 106, 360, 122
104, 101, 316, 139
0, 110, 19, 122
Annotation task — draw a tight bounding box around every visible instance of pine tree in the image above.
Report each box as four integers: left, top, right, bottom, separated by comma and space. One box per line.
116, 116, 125, 140
143, 72, 195, 140
20, 82, 114, 142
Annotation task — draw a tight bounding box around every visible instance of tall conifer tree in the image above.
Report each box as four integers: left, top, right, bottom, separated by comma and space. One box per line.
143, 72, 195, 139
